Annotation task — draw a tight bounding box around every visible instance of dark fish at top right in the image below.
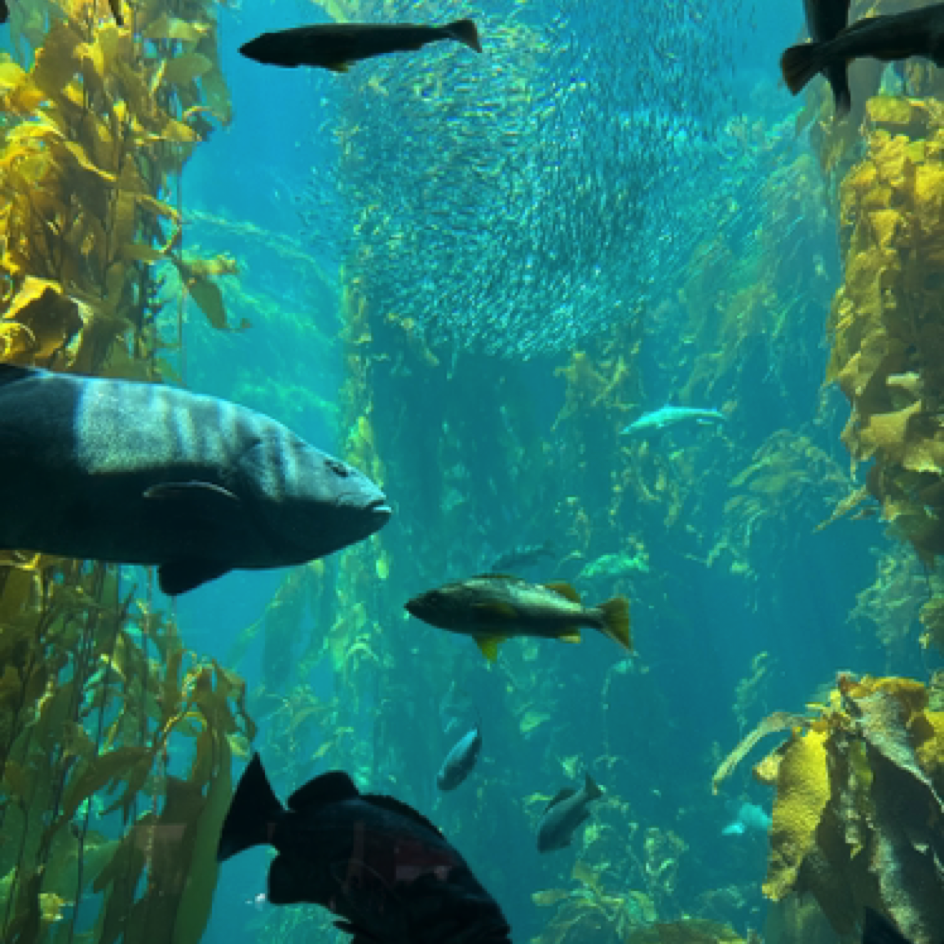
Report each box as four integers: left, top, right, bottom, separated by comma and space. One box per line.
801, 0, 852, 116
240, 18, 482, 72
782, 3, 944, 111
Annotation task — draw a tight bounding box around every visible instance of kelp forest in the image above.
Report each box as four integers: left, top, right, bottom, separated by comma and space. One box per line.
0, 0, 942, 943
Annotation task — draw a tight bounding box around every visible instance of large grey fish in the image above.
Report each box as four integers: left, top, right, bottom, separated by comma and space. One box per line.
404, 575, 631, 663
239, 19, 482, 72
802, 0, 852, 117
0, 365, 391, 595
782, 4, 944, 106
217, 753, 513, 944
621, 404, 726, 436
436, 726, 482, 792
537, 773, 604, 853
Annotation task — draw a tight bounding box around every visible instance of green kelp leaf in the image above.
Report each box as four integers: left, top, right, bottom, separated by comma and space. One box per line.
163, 53, 212, 87
61, 746, 153, 822
187, 278, 227, 330
533, 889, 570, 907
143, 15, 209, 42
520, 709, 551, 734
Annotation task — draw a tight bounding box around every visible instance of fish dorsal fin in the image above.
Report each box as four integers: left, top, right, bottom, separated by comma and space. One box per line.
363, 794, 444, 838
288, 770, 359, 811
543, 581, 580, 603
545, 788, 576, 811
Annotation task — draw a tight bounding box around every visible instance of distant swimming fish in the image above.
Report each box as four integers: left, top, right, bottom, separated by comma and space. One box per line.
436, 726, 482, 792
239, 19, 482, 72
721, 801, 771, 837
782, 4, 944, 107
405, 575, 631, 663
0, 365, 391, 595
801, 0, 852, 117
537, 773, 604, 853
489, 540, 556, 574
621, 405, 726, 436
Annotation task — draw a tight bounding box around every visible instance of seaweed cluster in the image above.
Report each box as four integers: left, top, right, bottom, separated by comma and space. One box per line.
716, 674, 944, 944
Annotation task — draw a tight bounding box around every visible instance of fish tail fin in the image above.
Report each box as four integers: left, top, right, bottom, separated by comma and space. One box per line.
217, 753, 283, 862
780, 42, 826, 96
595, 596, 632, 652
584, 772, 604, 801
445, 18, 482, 53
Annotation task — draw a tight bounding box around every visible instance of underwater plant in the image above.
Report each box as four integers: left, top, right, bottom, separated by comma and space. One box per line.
715, 673, 944, 943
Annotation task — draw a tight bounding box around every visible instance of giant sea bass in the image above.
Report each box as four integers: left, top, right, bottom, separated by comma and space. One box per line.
0, 365, 391, 594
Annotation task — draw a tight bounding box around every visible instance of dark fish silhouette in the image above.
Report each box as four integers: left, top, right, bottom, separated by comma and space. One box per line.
0, 365, 390, 595
436, 726, 482, 792
405, 575, 631, 662
0, 0, 8, 24
537, 773, 604, 853
217, 754, 513, 944
801, 0, 852, 116
239, 19, 482, 72
782, 4, 944, 107
489, 541, 555, 574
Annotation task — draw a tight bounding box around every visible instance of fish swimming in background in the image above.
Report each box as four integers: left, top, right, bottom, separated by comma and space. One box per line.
0, 365, 390, 595
489, 540, 556, 574
721, 801, 771, 837
217, 754, 513, 944
782, 4, 944, 105
537, 773, 604, 853
621, 405, 726, 436
437, 726, 482, 792
239, 19, 482, 72
801, 0, 852, 117
404, 575, 632, 662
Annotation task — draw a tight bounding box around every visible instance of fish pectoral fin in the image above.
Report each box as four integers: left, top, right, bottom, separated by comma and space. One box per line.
325, 61, 352, 72
475, 636, 506, 662
158, 560, 231, 596
144, 481, 240, 511
557, 630, 582, 644
543, 581, 581, 603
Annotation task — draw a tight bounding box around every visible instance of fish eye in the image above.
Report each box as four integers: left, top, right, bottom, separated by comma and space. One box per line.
326, 459, 350, 477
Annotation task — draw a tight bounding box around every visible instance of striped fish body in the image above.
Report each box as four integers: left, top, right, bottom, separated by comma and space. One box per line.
0, 365, 389, 594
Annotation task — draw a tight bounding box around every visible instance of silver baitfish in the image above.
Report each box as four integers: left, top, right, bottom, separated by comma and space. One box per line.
0, 365, 391, 595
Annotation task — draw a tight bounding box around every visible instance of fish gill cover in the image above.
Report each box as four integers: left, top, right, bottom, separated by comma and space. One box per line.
298, 0, 759, 358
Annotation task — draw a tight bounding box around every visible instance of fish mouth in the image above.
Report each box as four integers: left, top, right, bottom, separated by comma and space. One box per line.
368, 499, 393, 519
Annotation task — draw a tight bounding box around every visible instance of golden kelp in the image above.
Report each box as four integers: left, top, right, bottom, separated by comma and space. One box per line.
718, 674, 944, 943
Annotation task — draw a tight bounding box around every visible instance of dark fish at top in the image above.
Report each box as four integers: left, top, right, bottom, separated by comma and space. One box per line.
537, 773, 604, 853
437, 726, 482, 792
0, 365, 391, 595
782, 4, 944, 110
489, 541, 556, 574
0, 0, 8, 24
218, 754, 513, 944
405, 575, 632, 663
239, 18, 482, 72
802, 0, 852, 117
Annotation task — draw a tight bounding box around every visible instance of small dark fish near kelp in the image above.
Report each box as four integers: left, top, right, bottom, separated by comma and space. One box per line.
218, 754, 513, 944
801, 0, 852, 117
405, 575, 632, 662
0, 365, 390, 595
537, 773, 604, 853
782, 4, 944, 108
489, 541, 556, 574
239, 19, 482, 72
437, 726, 482, 792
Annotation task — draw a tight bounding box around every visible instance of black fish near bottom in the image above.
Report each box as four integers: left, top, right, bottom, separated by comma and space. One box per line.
239, 19, 482, 72
217, 754, 513, 944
